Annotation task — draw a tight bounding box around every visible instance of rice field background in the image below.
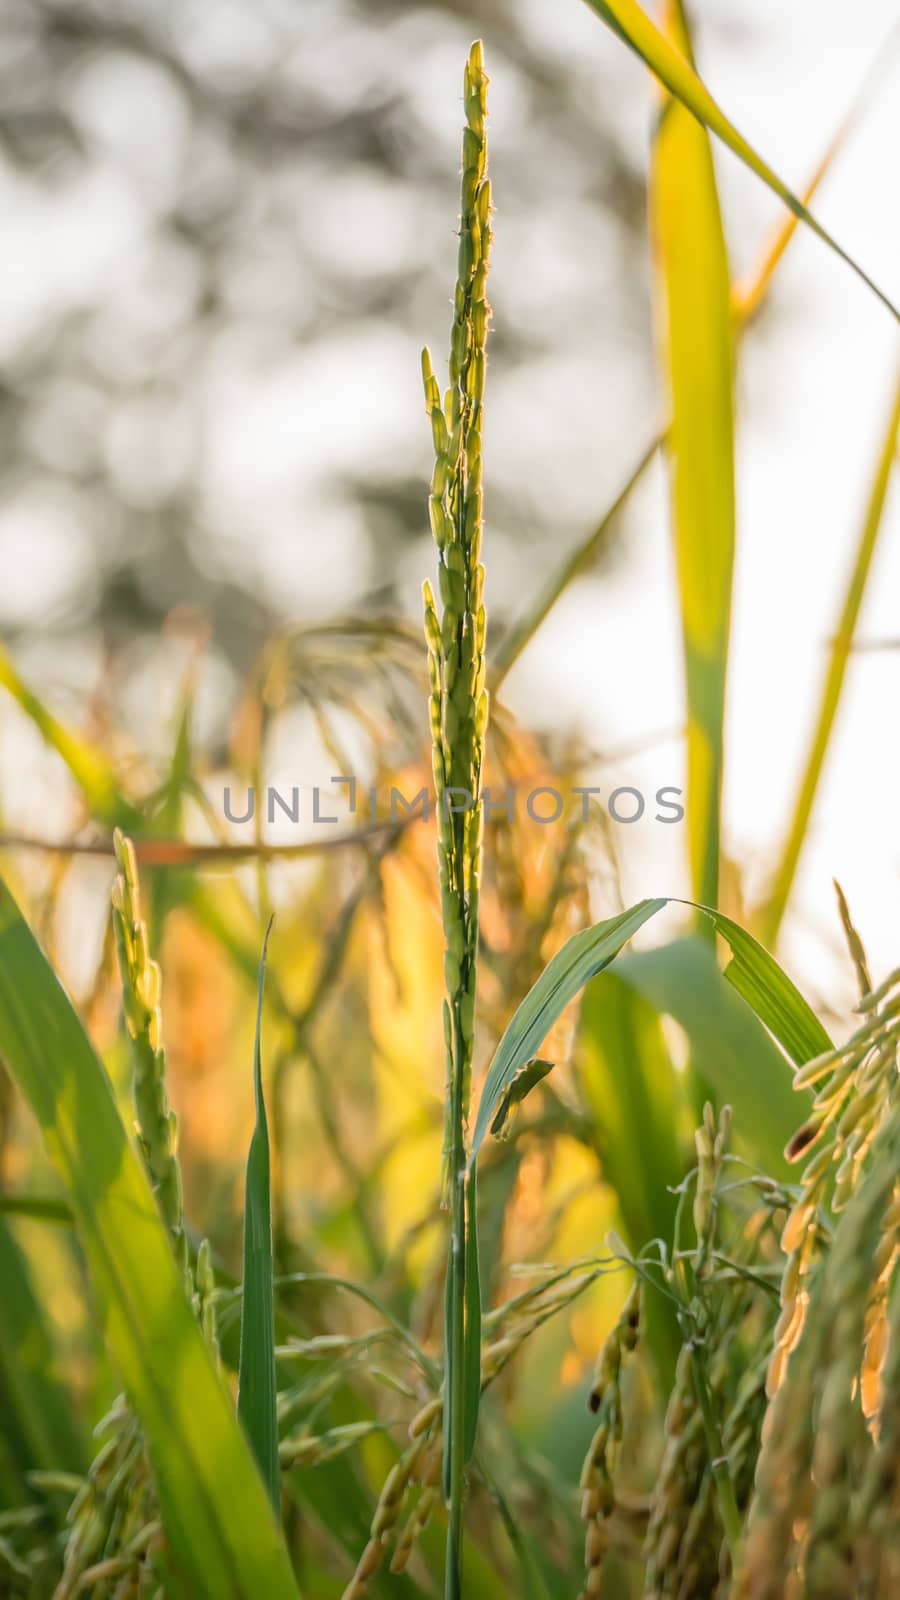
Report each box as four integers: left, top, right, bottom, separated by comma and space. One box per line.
1, 3, 900, 1597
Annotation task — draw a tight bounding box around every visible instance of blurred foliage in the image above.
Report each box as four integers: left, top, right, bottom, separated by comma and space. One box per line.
0, 0, 651, 678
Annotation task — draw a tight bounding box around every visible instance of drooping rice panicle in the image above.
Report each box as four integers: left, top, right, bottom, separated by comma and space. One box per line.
342, 1262, 613, 1593
389, 1483, 440, 1576
339, 1434, 431, 1600
768, 968, 900, 1398
856, 1207, 900, 1589
640, 1104, 751, 1597
577, 1281, 641, 1599
738, 1100, 900, 1599
641, 1342, 707, 1599
721, 1340, 771, 1516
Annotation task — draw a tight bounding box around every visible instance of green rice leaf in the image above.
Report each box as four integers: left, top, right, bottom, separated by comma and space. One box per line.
470, 899, 667, 1158
651, 0, 734, 914
489, 1058, 555, 1139
605, 935, 807, 1176
0, 647, 138, 829
238, 918, 280, 1513
582, 0, 900, 322
576, 975, 683, 1383
0, 877, 300, 1600
694, 905, 834, 1063
474, 897, 828, 1174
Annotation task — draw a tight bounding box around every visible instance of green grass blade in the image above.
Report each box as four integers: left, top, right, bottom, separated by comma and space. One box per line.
651, 0, 735, 915
0, 1216, 86, 1478
474, 896, 827, 1171
759, 367, 900, 945
238, 918, 280, 1514
608, 935, 807, 1175
0, 878, 301, 1600
576, 974, 683, 1382
0, 647, 139, 829
470, 899, 667, 1158
582, 0, 900, 321
731, 21, 900, 325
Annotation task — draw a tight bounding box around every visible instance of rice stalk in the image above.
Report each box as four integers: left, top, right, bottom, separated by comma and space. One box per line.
577, 1281, 641, 1599
341, 1265, 614, 1595
421, 37, 492, 1599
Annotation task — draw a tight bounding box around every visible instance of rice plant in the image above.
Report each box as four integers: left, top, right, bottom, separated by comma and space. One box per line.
0, 16, 899, 1600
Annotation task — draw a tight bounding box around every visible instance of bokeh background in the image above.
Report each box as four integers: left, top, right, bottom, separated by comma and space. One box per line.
2, 1, 900, 993
1, 4, 900, 1585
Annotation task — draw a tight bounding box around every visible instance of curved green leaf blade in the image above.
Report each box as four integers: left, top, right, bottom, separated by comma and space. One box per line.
470, 899, 667, 1158
0, 648, 138, 830
238, 919, 280, 1513
0, 878, 300, 1600
474, 896, 828, 1165
609, 935, 807, 1175
582, 0, 899, 322
694, 904, 833, 1063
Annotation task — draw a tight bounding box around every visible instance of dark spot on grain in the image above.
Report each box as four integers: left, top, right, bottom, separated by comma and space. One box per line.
784, 1120, 821, 1163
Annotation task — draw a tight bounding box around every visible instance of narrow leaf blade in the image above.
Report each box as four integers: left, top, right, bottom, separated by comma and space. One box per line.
470, 898, 667, 1157
694, 905, 834, 1063
609, 935, 807, 1174
0, 647, 138, 829
238, 919, 280, 1513
0, 879, 300, 1600
582, 0, 899, 321
576, 975, 683, 1382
